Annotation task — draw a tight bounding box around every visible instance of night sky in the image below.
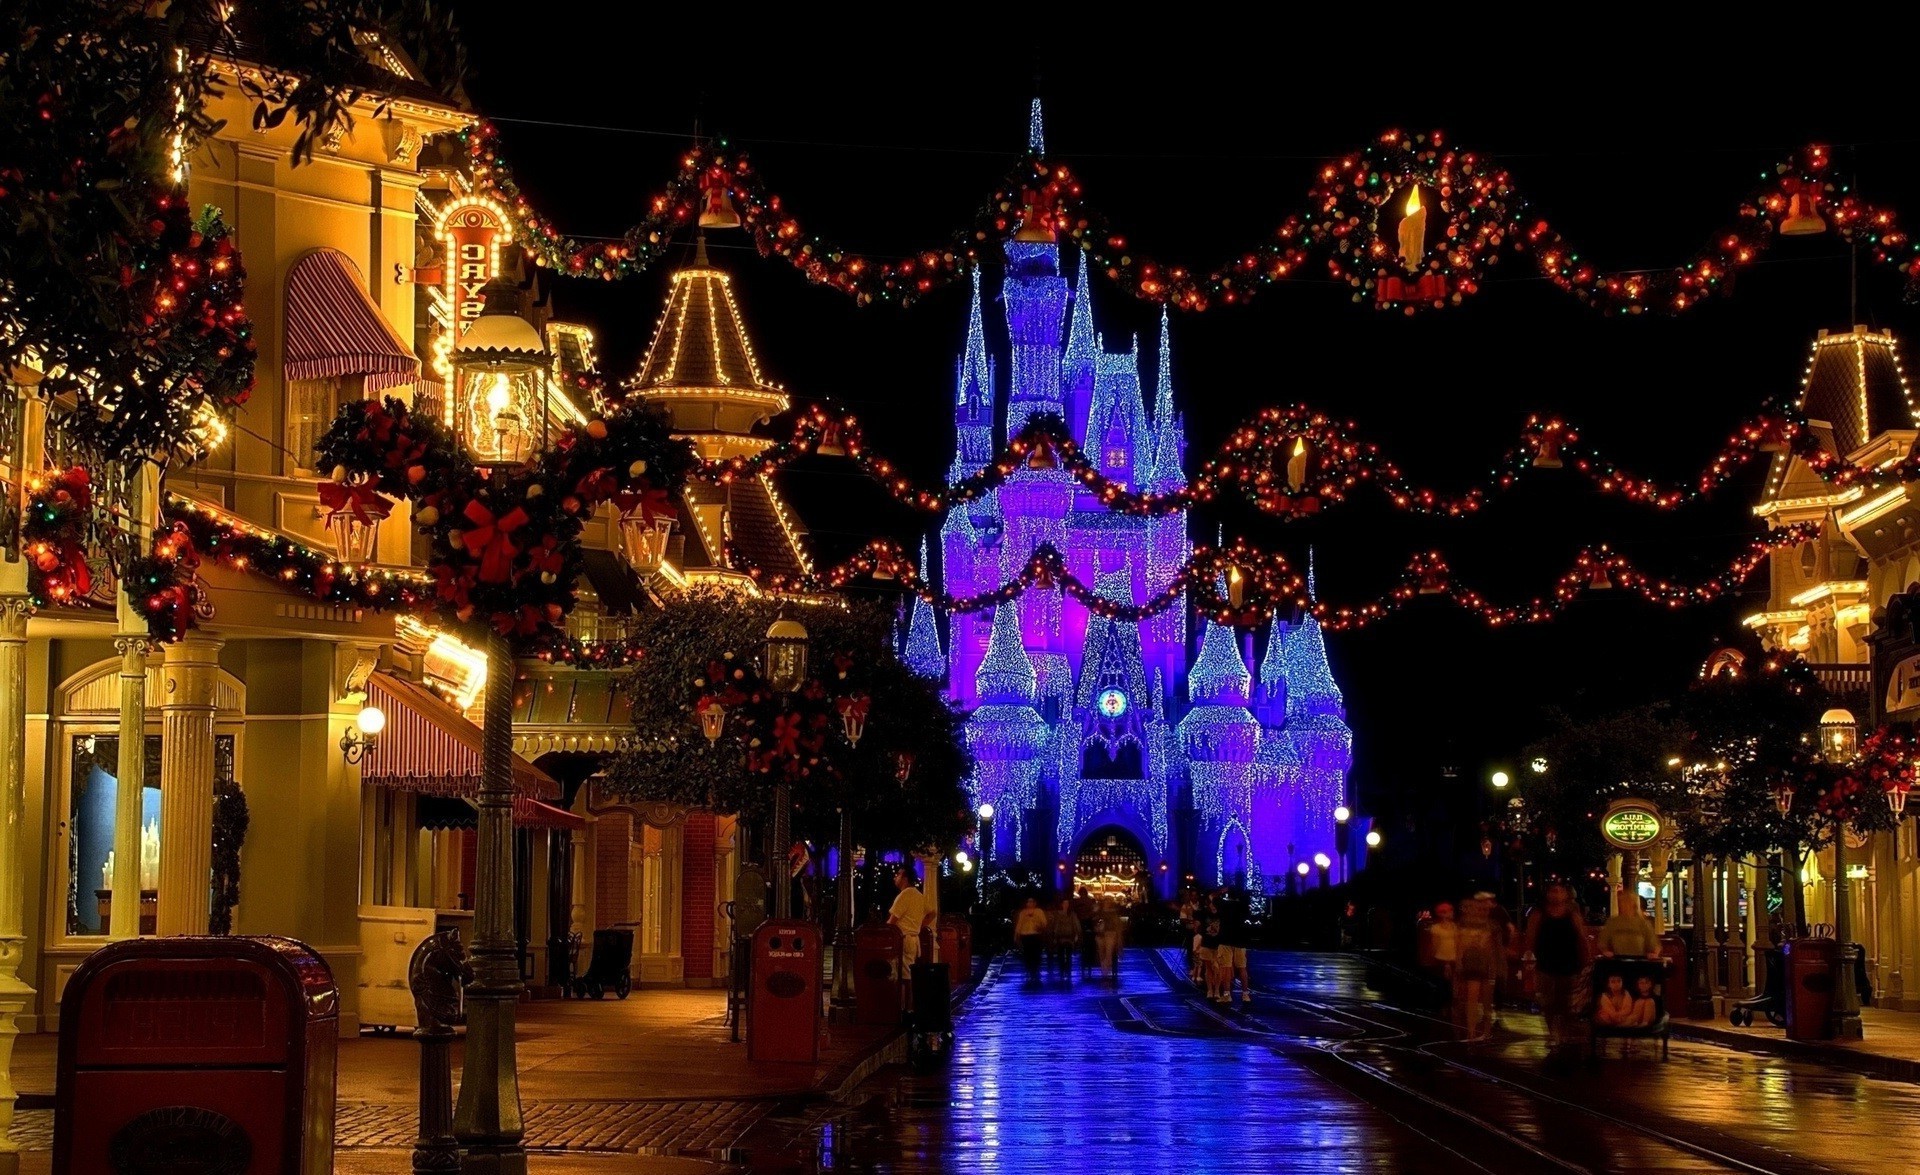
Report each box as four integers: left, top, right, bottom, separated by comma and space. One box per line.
455, 25, 1920, 837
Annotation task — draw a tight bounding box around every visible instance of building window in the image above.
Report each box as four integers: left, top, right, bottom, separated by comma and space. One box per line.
66, 733, 235, 936
1799, 543, 1819, 578
287, 376, 362, 475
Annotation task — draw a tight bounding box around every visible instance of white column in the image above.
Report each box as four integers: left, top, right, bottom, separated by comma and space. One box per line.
107, 637, 150, 939
0, 600, 34, 1169
568, 826, 590, 943
156, 637, 222, 936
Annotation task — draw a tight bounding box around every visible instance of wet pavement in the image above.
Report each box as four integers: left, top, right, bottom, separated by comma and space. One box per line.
739, 948, 1920, 1174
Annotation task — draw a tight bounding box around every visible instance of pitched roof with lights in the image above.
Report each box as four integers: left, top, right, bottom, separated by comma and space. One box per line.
628, 239, 788, 408
1797, 326, 1916, 458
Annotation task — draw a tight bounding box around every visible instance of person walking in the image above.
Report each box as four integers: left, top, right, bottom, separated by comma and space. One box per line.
1419, 900, 1459, 1015
1519, 881, 1591, 1051
1073, 886, 1098, 971
1048, 896, 1082, 979
1453, 896, 1498, 1042
1014, 896, 1050, 983
1096, 899, 1126, 981
1596, 885, 1661, 960
888, 865, 927, 1012
1199, 897, 1226, 1002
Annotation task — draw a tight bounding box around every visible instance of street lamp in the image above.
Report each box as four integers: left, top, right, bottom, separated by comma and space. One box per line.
1491, 770, 1511, 789
338, 704, 386, 764
1816, 706, 1864, 1038
1333, 805, 1352, 883
1365, 829, 1382, 849
1313, 852, 1332, 889
451, 276, 550, 1174
766, 616, 809, 921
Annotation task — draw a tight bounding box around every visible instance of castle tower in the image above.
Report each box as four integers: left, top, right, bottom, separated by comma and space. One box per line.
967, 602, 1048, 860
902, 537, 945, 680
1180, 602, 1261, 886
1283, 612, 1352, 856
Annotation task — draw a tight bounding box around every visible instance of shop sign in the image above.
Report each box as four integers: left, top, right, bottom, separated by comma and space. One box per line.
1600, 800, 1663, 851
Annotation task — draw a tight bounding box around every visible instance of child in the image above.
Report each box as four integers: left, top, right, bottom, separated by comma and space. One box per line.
1594, 973, 1634, 1027
1201, 909, 1226, 1002
1630, 974, 1659, 1027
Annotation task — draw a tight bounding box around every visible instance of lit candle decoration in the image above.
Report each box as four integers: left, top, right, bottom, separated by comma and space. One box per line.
1286, 436, 1309, 491
1397, 187, 1427, 273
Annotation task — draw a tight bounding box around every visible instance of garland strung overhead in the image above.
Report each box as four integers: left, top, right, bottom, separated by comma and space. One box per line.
704, 405, 1809, 521
738, 527, 1813, 631
467, 122, 1919, 315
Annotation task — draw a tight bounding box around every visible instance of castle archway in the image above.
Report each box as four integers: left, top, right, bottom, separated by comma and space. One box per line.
1071, 825, 1148, 904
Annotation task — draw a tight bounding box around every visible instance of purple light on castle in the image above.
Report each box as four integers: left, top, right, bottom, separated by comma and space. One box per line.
924, 219, 1351, 895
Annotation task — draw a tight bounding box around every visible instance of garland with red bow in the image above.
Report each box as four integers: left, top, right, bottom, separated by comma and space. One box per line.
469, 121, 1920, 316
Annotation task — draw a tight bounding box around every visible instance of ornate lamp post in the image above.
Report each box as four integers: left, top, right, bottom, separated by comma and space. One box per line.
451, 277, 549, 1173
1818, 707, 1864, 1038
1333, 804, 1352, 884
765, 617, 807, 920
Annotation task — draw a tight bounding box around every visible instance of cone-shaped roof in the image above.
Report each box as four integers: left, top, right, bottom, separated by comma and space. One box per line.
975, 603, 1038, 704
1797, 325, 1916, 458
628, 240, 788, 409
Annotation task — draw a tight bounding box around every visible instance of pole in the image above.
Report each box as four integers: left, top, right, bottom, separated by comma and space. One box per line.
1831, 825, 1864, 1037
830, 807, 855, 1010
109, 463, 156, 939
1686, 854, 1715, 1019
770, 782, 791, 920
454, 633, 526, 1173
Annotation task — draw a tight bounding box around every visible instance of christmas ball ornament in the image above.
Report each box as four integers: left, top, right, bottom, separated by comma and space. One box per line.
629, 460, 647, 477
415, 506, 439, 526
330, 465, 349, 483
540, 571, 557, 584
526, 483, 544, 499
406, 464, 427, 485
586, 419, 608, 440
561, 496, 581, 514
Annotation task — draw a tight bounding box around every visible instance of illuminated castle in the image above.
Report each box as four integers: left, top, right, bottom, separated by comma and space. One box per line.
905, 106, 1352, 892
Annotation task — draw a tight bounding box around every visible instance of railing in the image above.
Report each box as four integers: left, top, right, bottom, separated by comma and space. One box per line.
1806, 662, 1872, 707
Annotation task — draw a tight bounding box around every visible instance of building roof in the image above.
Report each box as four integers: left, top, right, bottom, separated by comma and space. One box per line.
189, 9, 465, 111
1798, 326, 1916, 458
628, 240, 787, 406
678, 477, 810, 582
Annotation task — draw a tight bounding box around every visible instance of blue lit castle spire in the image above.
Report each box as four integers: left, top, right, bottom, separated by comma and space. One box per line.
935, 101, 1351, 892
902, 538, 945, 680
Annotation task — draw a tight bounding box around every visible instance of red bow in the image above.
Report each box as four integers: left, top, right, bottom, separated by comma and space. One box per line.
574, 467, 619, 507
317, 480, 394, 525
527, 537, 565, 579
771, 712, 803, 756
461, 498, 529, 583
614, 486, 677, 525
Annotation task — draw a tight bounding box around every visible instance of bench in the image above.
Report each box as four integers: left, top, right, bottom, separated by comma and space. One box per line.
1586, 956, 1671, 1062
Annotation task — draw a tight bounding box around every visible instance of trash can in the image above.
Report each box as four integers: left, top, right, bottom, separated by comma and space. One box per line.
1658, 931, 1692, 1018
939, 914, 972, 984
1785, 935, 1839, 1041
54, 935, 338, 1174
748, 919, 821, 1063
853, 921, 903, 1026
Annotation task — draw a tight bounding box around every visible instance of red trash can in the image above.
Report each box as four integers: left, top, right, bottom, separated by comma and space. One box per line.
939, 914, 972, 983
1785, 936, 1839, 1041
54, 935, 338, 1175
748, 919, 821, 1063
1658, 931, 1693, 1018
853, 921, 903, 1026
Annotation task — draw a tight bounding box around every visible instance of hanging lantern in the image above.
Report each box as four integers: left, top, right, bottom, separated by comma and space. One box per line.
698, 699, 726, 743
1780, 191, 1827, 237
1773, 781, 1795, 817
318, 478, 393, 564
895, 749, 916, 784
1819, 707, 1859, 764
617, 492, 677, 574
765, 617, 809, 693
698, 175, 741, 229
1888, 782, 1910, 818
453, 278, 549, 468
835, 692, 871, 746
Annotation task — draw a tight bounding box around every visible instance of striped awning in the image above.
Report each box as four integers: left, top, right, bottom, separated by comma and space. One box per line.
361, 672, 559, 800
284, 249, 419, 391
416, 794, 585, 832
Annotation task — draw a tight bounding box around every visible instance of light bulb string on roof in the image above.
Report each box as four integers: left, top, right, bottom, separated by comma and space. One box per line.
700, 403, 1818, 520
725, 526, 1814, 632
467, 121, 1920, 315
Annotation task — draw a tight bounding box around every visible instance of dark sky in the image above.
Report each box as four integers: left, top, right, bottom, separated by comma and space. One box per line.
456, 23, 1920, 826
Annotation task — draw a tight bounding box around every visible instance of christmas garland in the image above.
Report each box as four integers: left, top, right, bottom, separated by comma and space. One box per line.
468, 122, 1919, 316
21, 467, 98, 606
743, 526, 1813, 632
710, 404, 1808, 521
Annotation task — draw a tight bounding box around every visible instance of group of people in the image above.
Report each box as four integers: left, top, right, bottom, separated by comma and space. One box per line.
1420, 881, 1666, 1048
1012, 889, 1127, 983
1180, 889, 1254, 1006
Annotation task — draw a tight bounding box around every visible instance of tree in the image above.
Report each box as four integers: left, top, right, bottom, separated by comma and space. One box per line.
601, 589, 972, 855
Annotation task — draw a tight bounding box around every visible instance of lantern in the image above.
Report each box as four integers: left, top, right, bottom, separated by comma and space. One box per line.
765, 617, 809, 693
617, 503, 675, 573
1773, 782, 1795, 817
836, 693, 870, 746
1780, 191, 1827, 236
453, 278, 549, 468
319, 479, 393, 564
1892, 785, 1911, 818
698, 700, 726, 743
1819, 707, 1859, 764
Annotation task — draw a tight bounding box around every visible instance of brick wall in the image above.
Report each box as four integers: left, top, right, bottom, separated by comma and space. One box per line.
595, 812, 631, 927
681, 812, 716, 980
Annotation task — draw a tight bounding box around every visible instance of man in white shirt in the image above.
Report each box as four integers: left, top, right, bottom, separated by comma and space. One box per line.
888, 865, 927, 1008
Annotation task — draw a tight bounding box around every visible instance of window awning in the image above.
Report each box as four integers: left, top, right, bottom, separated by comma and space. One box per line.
415, 794, 585, 832
362, 671, 559, 800
285, 249, 419, 391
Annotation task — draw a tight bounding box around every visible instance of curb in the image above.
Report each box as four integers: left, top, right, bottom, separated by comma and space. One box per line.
1668, 1020, 1920, 1085
816, 955, 990, 1103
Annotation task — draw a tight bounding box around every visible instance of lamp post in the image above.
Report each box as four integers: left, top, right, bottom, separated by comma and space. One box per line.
450, 277, 549, 1174
1819, 707, 1864, 1039
975, 802, 994, 900
1313, 852, 1332, 889
765, 617, 808, 920
1333, 805, 1352, 884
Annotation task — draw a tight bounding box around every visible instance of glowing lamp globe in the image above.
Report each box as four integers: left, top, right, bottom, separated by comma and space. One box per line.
1313, 852, 1332, 869
1333, 805, 1352, 824
355, 705, 387, 737
1491, 771, 1511, 789
976, 802, 995, 821
453, 278, 549, 468
764, 617, 809, 693
1295, 862, 1311, 877
1365, 829, 1383, 848
1818, 708, 1858, 765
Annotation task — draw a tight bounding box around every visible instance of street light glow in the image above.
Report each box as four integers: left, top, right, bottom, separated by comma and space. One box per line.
976, 802, 995, 820
1491, 771, 1510, 789
1530, 757, 1548, 774
1365, 829, 1382, 848
1333, 805, 1351, 823
1296, 862, 1311, 876
1313, 852, 1332, 868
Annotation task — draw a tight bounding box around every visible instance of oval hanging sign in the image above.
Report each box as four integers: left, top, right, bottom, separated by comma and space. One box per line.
1600, 800, 1663, 850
